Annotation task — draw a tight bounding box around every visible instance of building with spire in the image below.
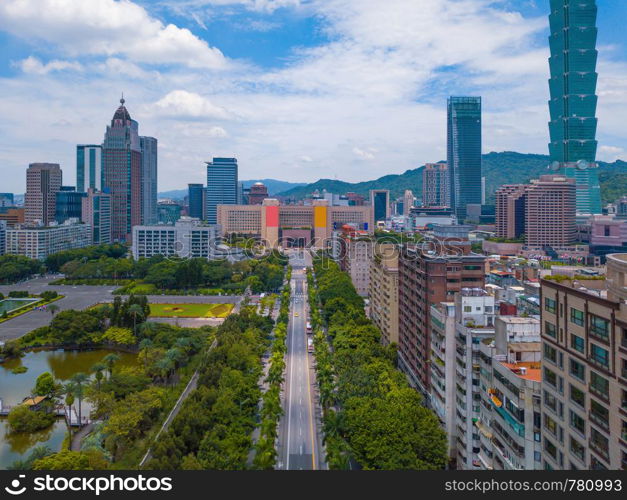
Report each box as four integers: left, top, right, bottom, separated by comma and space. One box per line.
102, 97, 142, 242
548, 0, 602, 214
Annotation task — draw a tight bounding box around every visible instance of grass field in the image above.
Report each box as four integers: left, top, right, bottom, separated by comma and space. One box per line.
149, 303, 234, 318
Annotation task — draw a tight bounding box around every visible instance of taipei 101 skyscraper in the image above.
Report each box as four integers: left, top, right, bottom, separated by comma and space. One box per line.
547, 0, 602, 214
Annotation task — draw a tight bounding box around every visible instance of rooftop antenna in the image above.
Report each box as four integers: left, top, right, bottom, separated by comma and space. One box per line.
120, 92, 125, 105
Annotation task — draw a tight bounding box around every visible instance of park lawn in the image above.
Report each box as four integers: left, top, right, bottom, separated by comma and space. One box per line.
149, 303, 234, 318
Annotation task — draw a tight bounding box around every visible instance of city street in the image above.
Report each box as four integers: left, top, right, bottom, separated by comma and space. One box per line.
276, 253, 325, 470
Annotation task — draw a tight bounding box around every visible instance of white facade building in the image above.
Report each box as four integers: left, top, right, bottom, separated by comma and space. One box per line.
132, 217, 222, 259
6, 220, 92, 260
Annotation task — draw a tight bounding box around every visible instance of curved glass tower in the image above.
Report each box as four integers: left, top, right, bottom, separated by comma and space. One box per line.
548, 0, 602, 214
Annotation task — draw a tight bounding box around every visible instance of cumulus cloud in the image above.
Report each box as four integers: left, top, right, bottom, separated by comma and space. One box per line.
598, 145, 625, 162
153, 90, 231, 120
16, 56, 83, 75
353, 147, 377, 160
0, 0, 227, 69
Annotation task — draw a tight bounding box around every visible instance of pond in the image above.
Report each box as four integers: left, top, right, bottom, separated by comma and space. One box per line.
0, 299, 40, 315
0, 348, 138, 469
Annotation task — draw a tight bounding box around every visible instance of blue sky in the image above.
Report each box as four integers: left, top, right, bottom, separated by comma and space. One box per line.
0, 0, 626, 193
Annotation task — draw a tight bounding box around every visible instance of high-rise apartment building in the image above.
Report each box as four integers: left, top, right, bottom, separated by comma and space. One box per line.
403, 190, 414, 216
398, 241, 486, 393
548, 0, 602, 214
206, 158, 238, 224
0, 221, 6, 256
188, 183, 205, 220
370, 189, 390, 224
338, 227, 373, 297
476, 316, 542, 471
102, 98, 142, 243
525, 175, 576, 248
76, 145, 102, 192
540, 257, 627, 470
140, 136, 158, 225
81, 189, 111, 245
422, 163, 449, 207
25, 163, 62, 226
369, 244, 400, 345
495, 175, 576, 248
453, 289, 496, 469
447, 97, 482, 221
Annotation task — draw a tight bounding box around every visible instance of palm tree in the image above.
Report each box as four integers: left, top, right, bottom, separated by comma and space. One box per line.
99, 303, 113, 326
91, 362, 106, 391
128, 304, 145, 336
155, 357, 174, 385
63, 382, 76, 438
102, 353, 121, 378
48, 304, 59, 316
139, 321, 157, 339
70, 373, 88, 427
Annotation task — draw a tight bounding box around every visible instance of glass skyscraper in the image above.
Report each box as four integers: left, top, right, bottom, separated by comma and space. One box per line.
548, 0, 602, 214
76, 145, 102, 193
447, 97, 482, 221
188, 183, 205, 220
140, 136, 158, 225
206, 158, 238, 224
55, 186, 86, 224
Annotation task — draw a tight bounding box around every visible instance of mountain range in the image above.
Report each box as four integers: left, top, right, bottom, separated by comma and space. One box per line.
275, 152, 627, 204
158, 179, 307, 200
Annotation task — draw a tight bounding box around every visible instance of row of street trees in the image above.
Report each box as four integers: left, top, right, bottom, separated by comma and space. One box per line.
307, 257, 448, 470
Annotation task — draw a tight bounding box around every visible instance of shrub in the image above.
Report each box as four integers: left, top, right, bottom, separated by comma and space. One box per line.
7, 405, 56, 433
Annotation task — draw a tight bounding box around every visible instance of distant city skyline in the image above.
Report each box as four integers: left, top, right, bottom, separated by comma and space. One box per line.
1, 0, 626, 192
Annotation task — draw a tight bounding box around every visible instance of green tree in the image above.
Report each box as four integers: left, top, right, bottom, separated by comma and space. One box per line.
32, 450, 91, 470
91, 363, 106, 391
102, 353, 121, 378
34, 372, 57, 398
70, 372, 89, 427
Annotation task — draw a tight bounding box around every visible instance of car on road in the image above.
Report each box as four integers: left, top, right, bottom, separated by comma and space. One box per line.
294, 312, 299, 317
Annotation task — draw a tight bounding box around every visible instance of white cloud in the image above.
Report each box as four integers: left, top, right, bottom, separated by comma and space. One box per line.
598, 145, 625, 163
153, 90, 231, 120
353, 147, 376, 160
16, 56, 83, 75
300, 155, 313, 162
0, 0, 227, 69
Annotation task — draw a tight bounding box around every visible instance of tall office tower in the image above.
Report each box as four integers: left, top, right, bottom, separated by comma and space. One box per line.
55, 186, 85, 223
76, 145, 102, 192
140, 136, 158, 225
525, 175, 576, 248
81, 189, 111, 245
398, 241, 485, 393
447, 97, 482, 221
248, 182, 269, 205
188, 183, 205, 219
102, 97, 142, 243
403, 189, 414, 216
540, 255, 627, 470
205, 157, 238, 224
370, 189, 390, 223
422, 163, 449, 207
548, 0, 601, 215
25, 163, 62, 226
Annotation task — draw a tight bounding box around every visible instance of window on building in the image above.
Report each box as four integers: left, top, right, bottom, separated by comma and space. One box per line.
590, 400, 609, 430
589, 315, 609, 341
545, 321, 557, 339
590, 428, 609, 458
464, 306, 472, 313
590, 371, 609, 399
545, 297, 556, 314
570, 385, 585, 409
570, 436, 585, 462
570, 334, 584, 353
544, 343, 558, 365
590, 344, 609, 368
570, 308, 584, 326
544, 367, 558, 389
569, 359, 585, 381
544, 438, 558, 460
569, 410, 585, 434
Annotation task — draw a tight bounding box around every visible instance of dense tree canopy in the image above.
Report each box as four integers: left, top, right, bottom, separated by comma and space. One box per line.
0, 255, 44, 284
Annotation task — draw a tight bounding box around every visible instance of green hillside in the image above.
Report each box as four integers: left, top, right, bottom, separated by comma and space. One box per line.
276, 152, 627, 204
